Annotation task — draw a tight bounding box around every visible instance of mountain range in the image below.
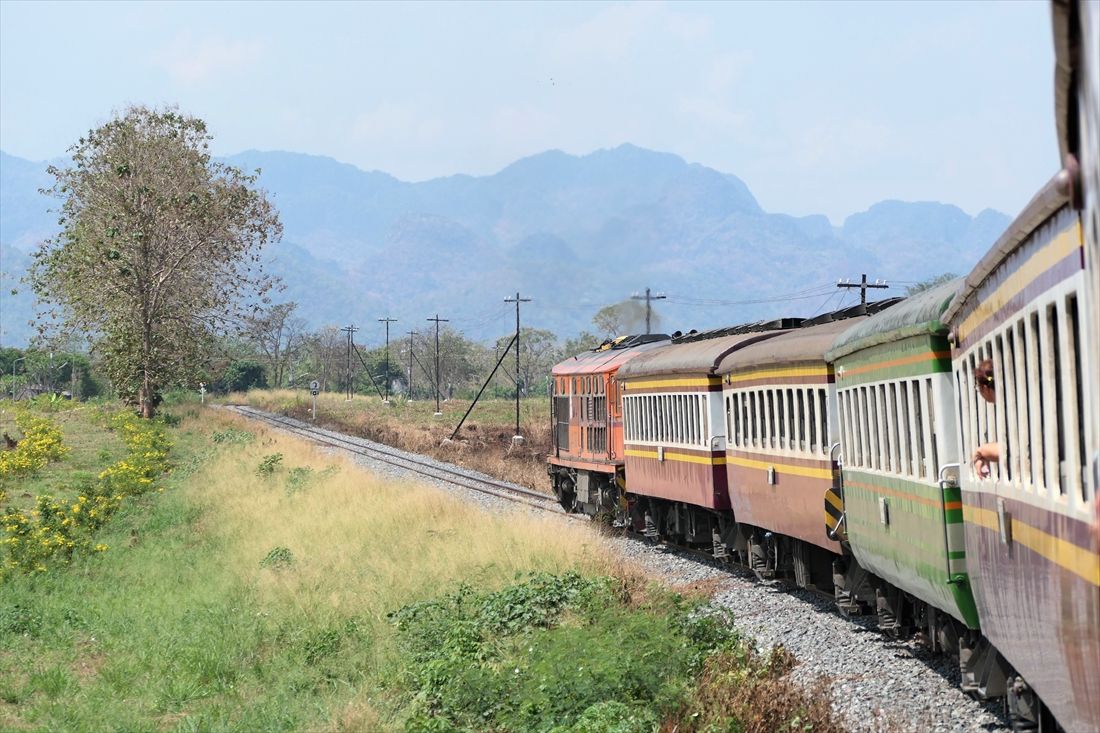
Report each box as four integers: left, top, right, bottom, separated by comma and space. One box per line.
0, 145, 1012, 348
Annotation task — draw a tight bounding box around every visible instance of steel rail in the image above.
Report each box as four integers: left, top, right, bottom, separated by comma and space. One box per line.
223, 405, 569, 515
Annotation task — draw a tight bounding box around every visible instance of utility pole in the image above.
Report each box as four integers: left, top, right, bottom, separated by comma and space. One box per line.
505, 292, 532, 443
378, 317, 398, 403
340, 324, 359, 401
406, 330, 418, 400
426, 315, 449, 416
837, 274, 889, 305
631, 287, 666, 334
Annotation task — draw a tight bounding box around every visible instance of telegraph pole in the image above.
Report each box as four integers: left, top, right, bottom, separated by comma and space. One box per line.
378, 317, 398, 403
837, 274, 889, 305
427, 315, 449, 416
340, 324, 359, 401
631, 287, 666, 334
505, 292, 532, 443
406, 330, 418, 400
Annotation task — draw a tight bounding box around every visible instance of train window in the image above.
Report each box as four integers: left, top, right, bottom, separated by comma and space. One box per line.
695, 395, 701, 446
628, 397, 635, 442
776, 390, 786, 451
694, 395, 701, 446
912, 379, 927, 479
792, 390, 801, 452
885, 383, 898, 473
662, 395, 669, 443
726, 396, 733, 446
764, 391, 774, 450
820, 389, 829, 456
673, 394, 682, 444
743, 394, 751, 449
1046, 302, 1066, 496
765, 391, 774, 449
1066, 293, 1086, 503
849, 390, 860, 467
875, 384, 889, 472
782, 390, 791, 450
993, 336, 1011, 483
899, 381, 912, 477
700, 396, 708, 446
749, 391, 758, 447
806, 388, 816, 454
1003, 329, 1022, 486
842, 391, 854, 466
730, 394, 739, 444
867, 385, 879, 470
1012, 320, 1033, 488
1026, 313, 1045, 490
926, 378, 939, 478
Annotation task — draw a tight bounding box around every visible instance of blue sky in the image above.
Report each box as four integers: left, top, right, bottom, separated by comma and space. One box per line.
0, 0, 1056, 224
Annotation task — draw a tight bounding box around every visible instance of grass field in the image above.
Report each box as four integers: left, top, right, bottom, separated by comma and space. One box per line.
0, 400, 839, 733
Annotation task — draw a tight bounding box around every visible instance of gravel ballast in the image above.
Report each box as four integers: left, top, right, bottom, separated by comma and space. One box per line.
227, 406, 1011, 733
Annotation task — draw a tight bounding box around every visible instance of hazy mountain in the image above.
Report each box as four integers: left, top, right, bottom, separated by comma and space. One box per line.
0, 145, 1011, 347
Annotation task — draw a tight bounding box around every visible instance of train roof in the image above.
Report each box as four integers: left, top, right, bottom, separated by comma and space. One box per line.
942, 174, 1071, 327
717, 317, 866, 374
616, 330, 785, 379
551, 333, 671, 377
826, 278, 963, 362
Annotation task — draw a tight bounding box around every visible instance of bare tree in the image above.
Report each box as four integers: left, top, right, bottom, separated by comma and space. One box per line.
244, 301, 306, 388
31, 106, 282, 416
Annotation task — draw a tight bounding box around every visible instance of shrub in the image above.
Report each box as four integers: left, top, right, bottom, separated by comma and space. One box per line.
256, 453, 283, 477
390, 572, 740, 733
0, 411, 69, 479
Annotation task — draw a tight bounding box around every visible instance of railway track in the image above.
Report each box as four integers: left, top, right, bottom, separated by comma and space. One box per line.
223, 405, 572, 516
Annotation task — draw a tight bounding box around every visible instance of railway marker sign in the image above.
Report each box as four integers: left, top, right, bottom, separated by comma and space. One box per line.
310, 380, 319, 420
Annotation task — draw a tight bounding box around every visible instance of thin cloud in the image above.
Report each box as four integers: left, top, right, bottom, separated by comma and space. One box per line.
158, 33, 264, 85
548, 1, 710, 64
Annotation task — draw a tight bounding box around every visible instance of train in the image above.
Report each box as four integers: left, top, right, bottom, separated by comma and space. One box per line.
546, 2, 1099, 730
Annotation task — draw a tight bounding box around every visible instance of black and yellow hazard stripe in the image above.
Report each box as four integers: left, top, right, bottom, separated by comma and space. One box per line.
824, 486, 846, 541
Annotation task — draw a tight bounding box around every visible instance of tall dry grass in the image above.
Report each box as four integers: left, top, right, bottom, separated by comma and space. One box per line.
230, 389, 553, 490
196, 410, 615, 620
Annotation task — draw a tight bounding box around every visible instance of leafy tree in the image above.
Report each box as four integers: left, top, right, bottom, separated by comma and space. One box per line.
592, 300, 654, 338
493, 327, 560, 397
222, 359, 268, 393
905, 272, 958, 296
31, 106, 282, 417
561, 331, 602, 358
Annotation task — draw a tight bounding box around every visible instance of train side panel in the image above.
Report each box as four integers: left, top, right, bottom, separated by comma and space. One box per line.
946, 189, 1100, 733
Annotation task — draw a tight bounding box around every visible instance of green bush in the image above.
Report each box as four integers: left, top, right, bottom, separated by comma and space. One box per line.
390, 572, 740, 733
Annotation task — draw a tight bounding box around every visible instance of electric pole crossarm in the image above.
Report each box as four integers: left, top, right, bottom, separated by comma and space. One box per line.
837, 273, 889, 305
